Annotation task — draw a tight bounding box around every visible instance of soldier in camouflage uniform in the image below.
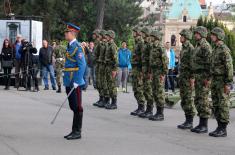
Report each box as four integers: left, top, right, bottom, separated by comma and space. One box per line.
92, 30, 103, 106
54, 43, 66, 93
104, 30, 118, 110
97, 30, 110, 108
209, 27, 233, 137
139, 27, 154, 119
130, 27, 146, 116
148, 31, 168, 121
177, 29, 196, 129
191, 26, 212, 134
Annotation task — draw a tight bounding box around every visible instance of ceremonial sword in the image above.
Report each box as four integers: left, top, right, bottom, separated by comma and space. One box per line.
51, 87, 75, 125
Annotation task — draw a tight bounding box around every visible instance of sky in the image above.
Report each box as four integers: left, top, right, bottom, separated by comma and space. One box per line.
206, 0, 235, 5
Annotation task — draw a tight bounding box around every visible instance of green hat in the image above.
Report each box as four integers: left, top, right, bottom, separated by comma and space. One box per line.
133, 26, 140, 32
141, 27, 150, 35
93, 29, 101, 35
180, 29, 192, 40
211, 27, 225, 41
100, 30, 107, 36
107, 30, 116, 38
194, 26, 208, 38
150, 31, 162, 40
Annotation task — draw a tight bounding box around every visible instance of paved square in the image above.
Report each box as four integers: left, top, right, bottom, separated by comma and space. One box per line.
0, 86, 234, 155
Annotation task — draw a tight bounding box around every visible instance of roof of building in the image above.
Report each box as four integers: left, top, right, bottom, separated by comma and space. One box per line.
167, 0, 206, 19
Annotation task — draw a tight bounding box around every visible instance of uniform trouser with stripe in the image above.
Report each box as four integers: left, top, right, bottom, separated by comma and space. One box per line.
66, 86, 83, 132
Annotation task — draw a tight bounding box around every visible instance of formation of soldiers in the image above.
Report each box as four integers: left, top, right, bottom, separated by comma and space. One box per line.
54, 24, 232, 138
92, 29, 119, 110
129, 26, 233, 138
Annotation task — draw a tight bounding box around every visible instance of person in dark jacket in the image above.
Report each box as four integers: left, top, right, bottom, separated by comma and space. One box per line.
39, 40, 56, 90
1, 39, 14, 90
20, 40, 38, 91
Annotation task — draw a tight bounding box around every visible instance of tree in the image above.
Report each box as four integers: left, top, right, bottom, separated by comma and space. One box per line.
95, 0, 105, 29
0, 0, 142, 44
196, 16, 235, 69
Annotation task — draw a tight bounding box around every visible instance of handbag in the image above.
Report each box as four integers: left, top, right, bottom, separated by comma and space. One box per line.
2, 60, 13, 68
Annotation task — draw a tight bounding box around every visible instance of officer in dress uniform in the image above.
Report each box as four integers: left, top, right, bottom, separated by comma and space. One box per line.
63, 23, 86, 140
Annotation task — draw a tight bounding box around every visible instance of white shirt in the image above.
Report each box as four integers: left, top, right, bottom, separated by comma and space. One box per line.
166, 49, 171, 69
69, 39, 77, 46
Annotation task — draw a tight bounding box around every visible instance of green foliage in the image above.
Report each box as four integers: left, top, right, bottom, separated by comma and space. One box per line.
0, 0, 142, 48
196, 16, 235, 69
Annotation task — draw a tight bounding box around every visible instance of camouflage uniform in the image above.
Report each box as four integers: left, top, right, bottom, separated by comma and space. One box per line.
191, 26, 212, 133
138, 28, 154, 118
209, 27, 233, 137
54, 44, 66, 93
96, 30, 109, 107
104, 30, 118, 109
149, 31, 168, 121
130, 27, 146, 116
177, 29, 196, 129
93, 30, 103, 106
141, 28, 153, 106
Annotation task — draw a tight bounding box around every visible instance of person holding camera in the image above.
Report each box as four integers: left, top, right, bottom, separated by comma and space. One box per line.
1, 39, 14, 90
21, 40, 38, 91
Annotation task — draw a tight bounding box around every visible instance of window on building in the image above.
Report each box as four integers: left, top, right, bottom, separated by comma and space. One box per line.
8, 23, 18, 44
171, 35, 176, 46
183, 16, 187, 22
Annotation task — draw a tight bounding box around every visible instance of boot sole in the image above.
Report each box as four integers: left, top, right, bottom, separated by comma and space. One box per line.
66, 137, 81, 140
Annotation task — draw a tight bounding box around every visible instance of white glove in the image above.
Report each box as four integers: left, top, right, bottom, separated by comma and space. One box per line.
59, 58, 63, 61
73, 83, 79, 88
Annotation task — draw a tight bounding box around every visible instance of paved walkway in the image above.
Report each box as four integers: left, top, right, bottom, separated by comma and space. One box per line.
0, 86, 234, 155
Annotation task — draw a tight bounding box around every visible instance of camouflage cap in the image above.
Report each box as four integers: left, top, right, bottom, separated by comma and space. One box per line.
211, 27, 225, 41
93, 29, 101, 35
179, 29, 192, 40
100, 30, 107, 36
141, 27, 150, 35
194, 26, 208, 38
150, 31, 162, 40
133, 26, 141, 32
107, 30, 116, 38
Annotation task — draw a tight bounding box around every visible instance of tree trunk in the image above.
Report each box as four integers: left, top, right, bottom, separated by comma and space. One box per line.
95, 0, 105, 29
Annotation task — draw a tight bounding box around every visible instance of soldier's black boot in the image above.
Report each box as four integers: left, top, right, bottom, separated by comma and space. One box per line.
105, 97, 117, 110
66, 112, 82, 140
191, 117, 208, 133
93, 96, 103, 106
97, 97, 110, 108
130, 104, 145, 116
177, 115, 193, 129
209, 121, 227, 137
149, 106, 164, 121
56, 85, 61, 93
139, 104, 153, 119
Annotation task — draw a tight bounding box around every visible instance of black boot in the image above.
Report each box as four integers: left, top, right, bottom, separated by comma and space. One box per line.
97, 97, 110, 108
149, 106, 164, 121
130, 104, 145, 116
177, 115, 193, 129
66, 112, 83, 140
209, 121, 227, 137
56, 85, 61, 93
139, 104, 153, 119
93, 96, 103, 106
191, 117, 208, 133
105, 97, 117, 110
